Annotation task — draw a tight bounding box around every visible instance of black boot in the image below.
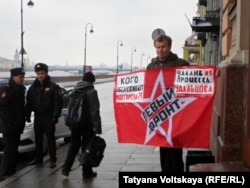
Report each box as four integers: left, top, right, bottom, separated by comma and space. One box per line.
0, 175, 6, 182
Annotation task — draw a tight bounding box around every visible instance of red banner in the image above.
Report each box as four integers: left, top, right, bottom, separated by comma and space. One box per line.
113, 66, 218, 148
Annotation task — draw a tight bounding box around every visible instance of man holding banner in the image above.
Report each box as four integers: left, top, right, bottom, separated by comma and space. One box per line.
147, 35, 190, 172
113, 35, 218, 173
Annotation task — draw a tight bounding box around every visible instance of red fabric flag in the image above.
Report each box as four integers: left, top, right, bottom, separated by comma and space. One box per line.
113, 66, 218, 148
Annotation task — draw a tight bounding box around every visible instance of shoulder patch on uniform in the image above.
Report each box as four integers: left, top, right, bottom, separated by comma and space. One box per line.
1, 92, 7, 98
45, 87, 50, 91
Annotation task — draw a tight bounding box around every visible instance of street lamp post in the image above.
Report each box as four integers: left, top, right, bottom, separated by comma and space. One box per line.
147, 55, 151, 65
116, 40, 123, 74
130, 47, 136, 72
20, 0, 34, 68
140, 52, 145, 69
84, 23, 94, 74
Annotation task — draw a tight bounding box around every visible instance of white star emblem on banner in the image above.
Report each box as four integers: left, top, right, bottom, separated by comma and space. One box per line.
133, 70, 197, 146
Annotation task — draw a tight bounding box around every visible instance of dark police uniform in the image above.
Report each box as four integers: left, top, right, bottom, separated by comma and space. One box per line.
0, 68, 26, 177
25, 63, 62, 167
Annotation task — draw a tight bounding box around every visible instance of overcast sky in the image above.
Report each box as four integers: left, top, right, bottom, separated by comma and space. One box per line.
1, 0, 198, 68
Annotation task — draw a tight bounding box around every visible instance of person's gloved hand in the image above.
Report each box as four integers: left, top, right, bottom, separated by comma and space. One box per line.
26, 116, 31, 123
93, 128, 101, 135
52, 117, 58, 124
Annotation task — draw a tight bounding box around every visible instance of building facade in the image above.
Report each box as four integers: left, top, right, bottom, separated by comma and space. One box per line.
187, 0, 250, 170
0, 49, 32, 70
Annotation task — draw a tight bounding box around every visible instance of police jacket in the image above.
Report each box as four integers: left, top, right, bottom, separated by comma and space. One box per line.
146, 52, 190, 69
0, 79, 26, 134
25, 76, 62, 119
73, 81, 102, 134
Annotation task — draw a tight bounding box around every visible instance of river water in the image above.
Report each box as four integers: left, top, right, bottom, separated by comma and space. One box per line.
0, 70, 75, 78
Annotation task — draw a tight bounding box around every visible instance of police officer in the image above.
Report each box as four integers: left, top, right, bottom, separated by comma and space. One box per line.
0, 68, 26, 180
25, 63, 62, 168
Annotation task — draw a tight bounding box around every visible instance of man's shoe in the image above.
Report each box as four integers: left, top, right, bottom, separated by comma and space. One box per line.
3, 169, 16, 177
28, 160, 43, 165
61, 168, 69, 177
82, 172, 97, 179
0, 175, 6, 182
50, 162, 56, 168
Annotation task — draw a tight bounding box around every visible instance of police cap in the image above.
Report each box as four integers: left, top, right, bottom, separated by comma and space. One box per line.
34, 63, 48, 73
10, 67, 25, 77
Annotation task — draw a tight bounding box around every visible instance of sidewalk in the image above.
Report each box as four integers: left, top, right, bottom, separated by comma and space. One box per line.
0, 79, 163, 188
0, 119, 162, 188
0, 79, 199, 187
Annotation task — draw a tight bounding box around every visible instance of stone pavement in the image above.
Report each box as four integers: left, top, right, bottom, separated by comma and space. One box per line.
1, 77, 248, 188
0, 78, 195, 188
0, 120, 164, 188
0, 79, 163, 188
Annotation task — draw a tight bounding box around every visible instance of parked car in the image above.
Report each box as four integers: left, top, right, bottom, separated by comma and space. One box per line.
0, 78, 8, 86
0, 85, 71, 155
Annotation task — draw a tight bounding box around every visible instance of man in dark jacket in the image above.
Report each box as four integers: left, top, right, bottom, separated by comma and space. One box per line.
61, 71, 102, 179
147, 34, 190, 172
25, 63, 62, 168
0, 68, 26, 180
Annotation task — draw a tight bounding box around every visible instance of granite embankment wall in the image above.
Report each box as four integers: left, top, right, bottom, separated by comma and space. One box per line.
24, 74, 114, 85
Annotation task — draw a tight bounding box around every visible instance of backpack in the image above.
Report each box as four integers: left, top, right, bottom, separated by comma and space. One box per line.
80, 135, 106, 167
65, 86, 93, 128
